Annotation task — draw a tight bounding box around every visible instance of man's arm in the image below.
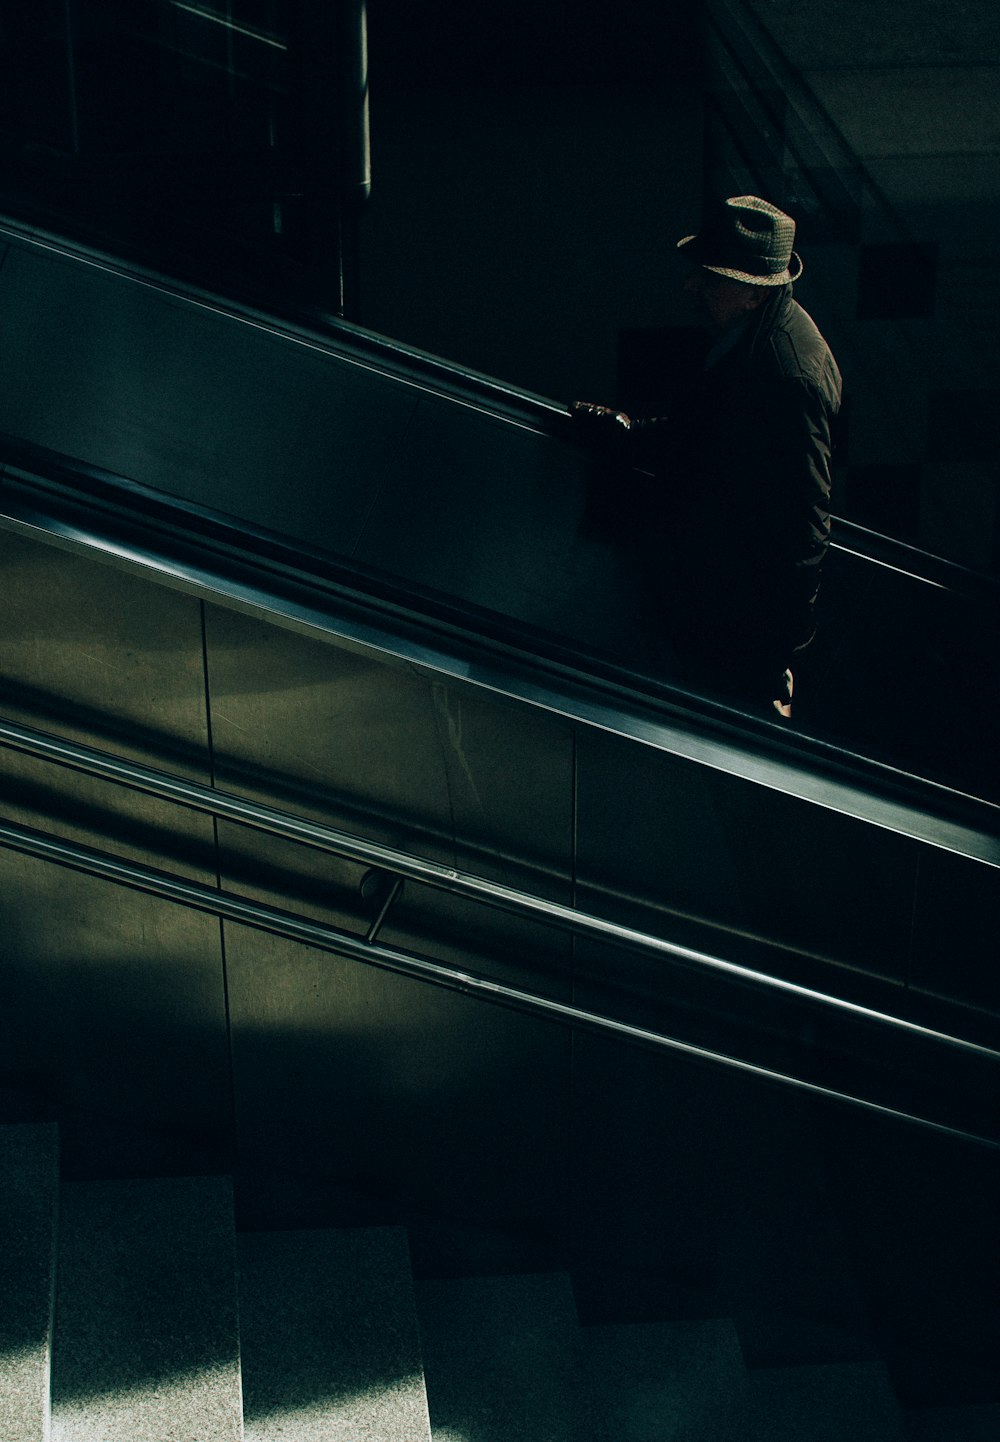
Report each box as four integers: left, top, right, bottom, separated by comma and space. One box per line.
753, 377, 837, 649
568, 401, 672, 470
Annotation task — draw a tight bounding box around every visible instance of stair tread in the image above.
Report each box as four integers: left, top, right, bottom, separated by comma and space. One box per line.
414, 1272, 601, 1442
238, 1225, 431, 1442
582, 1317, 746, 1442
0, 1124, 60, 1442
50, 1175, 242, 1442
746, 1360, 906, 1441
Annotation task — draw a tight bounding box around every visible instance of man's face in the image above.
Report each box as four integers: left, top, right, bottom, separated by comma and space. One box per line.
684, 268, 766, 334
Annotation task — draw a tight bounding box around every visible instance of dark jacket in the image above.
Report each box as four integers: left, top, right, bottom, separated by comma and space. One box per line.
623, 285, 842, 685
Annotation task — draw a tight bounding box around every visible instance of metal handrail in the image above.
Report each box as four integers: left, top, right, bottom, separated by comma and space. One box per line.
2, 715, 998, 1068
1, 810, 996, 1152
5, 455, 1000, 868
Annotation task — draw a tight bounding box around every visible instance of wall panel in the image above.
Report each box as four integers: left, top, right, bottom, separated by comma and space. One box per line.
0, 849, 232, 1175
224, 925, 572, 1241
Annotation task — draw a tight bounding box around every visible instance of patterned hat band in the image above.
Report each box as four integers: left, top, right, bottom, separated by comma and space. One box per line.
677, 195, 804, 286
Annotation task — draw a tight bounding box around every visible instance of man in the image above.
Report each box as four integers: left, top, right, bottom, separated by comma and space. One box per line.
572, 195, 842, 718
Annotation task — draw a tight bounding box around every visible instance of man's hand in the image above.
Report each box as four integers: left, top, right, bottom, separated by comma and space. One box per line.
568, 401, 633, 431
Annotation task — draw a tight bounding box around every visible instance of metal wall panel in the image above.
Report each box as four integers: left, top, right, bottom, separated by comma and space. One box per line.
0, 525, 216, 878
0, 243, 418, 549
0, 231, 644, 673
204, 599, 575, 1235
0, 525, 229, 1172
224, 924, 572, 1239
573, 724, 920, 988
0, 849, 232, 1175
3, 518, 995, 1269
203, 603, 458, 861
909, 847, 1000, 1016
567, 1028, 892, 1364
353, 396, 643, 655
203, 599, 576, 892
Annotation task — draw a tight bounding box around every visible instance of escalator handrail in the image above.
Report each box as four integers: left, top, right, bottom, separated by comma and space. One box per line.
1, 713, 998, 1068
1, 211, 998, 607
4, 438, 1000, 871
1, 810, 997, 1152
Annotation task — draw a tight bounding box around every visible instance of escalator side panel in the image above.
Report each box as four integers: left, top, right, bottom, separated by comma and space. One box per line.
203, 597, 578, 995
573, 725, 919, 989
2, 223, 999, 804
912, 848, 1000, 1017
354, 397, 645, 659
0, 847, 234, 1173
0, 234, 641, 666
0, 242, 419, 551
2, 521, 999, 1193
203, 601, 459, 865
0, 526, 231, 1171
203, 597, 576, 894
803, 549, 1000, 797
224, 920, 572, 1236
0, 525, 217, 880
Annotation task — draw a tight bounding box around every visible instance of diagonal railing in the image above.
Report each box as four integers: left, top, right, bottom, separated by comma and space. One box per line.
2, 715, 999, 1152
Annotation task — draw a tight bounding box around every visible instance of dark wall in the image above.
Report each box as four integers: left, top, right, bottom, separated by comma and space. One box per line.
357, 2, 707, 399
704, 0, 1000, 572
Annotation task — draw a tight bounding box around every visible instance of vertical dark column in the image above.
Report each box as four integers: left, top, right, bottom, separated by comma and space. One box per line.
283, 0, 370, 319
338, 0, 370, 320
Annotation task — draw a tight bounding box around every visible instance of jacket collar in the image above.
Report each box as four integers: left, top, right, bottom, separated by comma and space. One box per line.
745, 283, 795, 361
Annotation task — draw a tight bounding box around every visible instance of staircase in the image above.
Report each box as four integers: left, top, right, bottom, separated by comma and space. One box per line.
3, 1125, 998, 1440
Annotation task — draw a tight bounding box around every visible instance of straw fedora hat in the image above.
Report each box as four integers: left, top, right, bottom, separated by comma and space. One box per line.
677, 195, 803, 285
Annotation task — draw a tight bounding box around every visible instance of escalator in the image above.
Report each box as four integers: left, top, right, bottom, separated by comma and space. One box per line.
2, 211, 998, 800
2, 212, 1000, 1412
2, 207, 999, 1124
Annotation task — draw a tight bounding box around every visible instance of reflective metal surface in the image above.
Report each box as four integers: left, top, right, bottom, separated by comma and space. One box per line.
0, 526, 215, 880
4, 484, 998, 877
350, 397, 642, 653
2, 516, 1000, 1282
572, 725, 920, 989
0, 844, 231, 1174
0, 525, 229, 1172
1, 36, 998, 1400
6, 712, 998, 1068
1, 213, 997, 806
0, 239, 418, 546
3, 813, 996, 1154
3, 483, 1000, 1028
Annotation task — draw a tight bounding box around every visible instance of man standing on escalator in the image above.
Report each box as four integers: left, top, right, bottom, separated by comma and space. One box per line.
571, 195, 842, 719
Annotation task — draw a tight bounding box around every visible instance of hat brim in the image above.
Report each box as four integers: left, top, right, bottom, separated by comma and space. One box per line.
676, 233, 803, 285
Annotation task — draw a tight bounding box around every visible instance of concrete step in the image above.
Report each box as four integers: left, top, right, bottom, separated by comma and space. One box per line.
237, 1225, 432, 1442
905, 1402, 1000, 1440
414, 1272, 599, 1442
50, 1175, 243, 1442
0, 1123, 60, 1442
582, 1317, 746, 1442
745, 1361, 906, 1441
